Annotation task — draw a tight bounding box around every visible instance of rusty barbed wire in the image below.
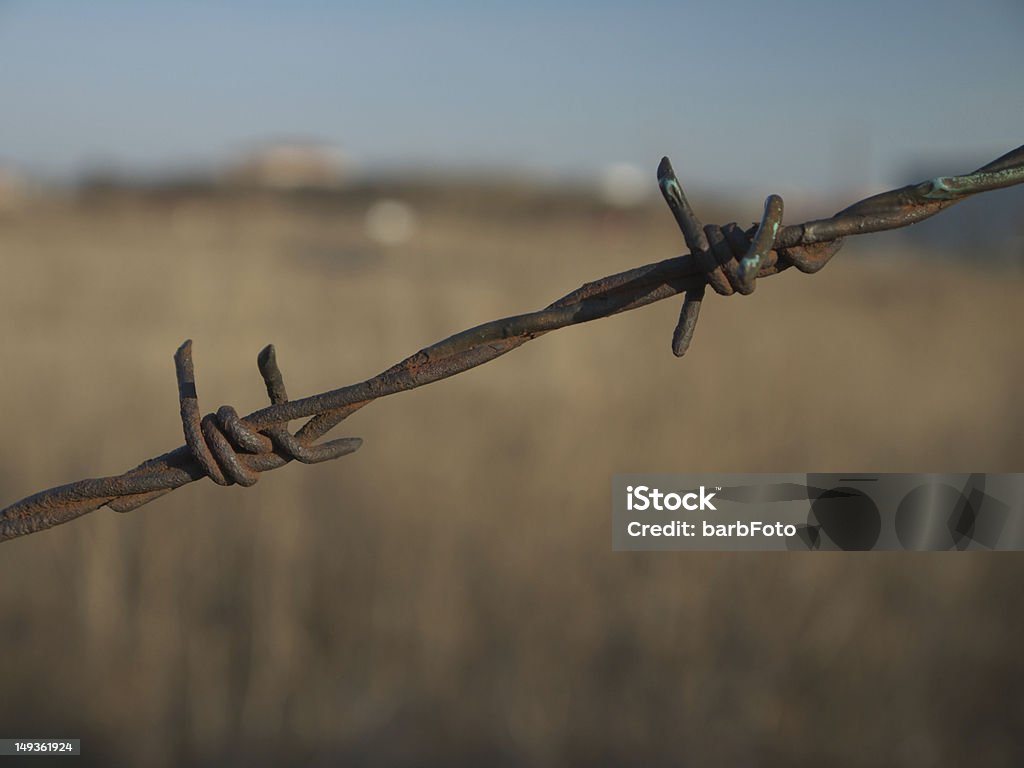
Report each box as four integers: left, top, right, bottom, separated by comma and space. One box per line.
2, 143, 1022, 542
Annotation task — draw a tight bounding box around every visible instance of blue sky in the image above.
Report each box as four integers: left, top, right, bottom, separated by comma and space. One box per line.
0, 0, 1021, 192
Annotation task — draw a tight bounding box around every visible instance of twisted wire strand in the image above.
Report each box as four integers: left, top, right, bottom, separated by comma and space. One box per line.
1, 143, 1022, 542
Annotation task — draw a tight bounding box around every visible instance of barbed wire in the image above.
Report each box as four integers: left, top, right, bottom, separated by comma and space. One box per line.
2, 144, 1022, 542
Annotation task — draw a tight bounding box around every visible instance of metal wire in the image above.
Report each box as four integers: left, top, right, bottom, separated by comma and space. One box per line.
2, 143, 1022, 542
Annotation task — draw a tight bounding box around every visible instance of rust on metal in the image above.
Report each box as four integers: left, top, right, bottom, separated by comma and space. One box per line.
1, 143, 1022, 542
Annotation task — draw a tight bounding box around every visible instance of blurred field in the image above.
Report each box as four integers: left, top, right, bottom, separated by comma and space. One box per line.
0, 183, 1022, 766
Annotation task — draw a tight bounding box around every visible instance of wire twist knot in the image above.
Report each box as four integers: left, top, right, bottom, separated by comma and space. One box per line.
657, 157, 844, 356
175, 341, 362, 487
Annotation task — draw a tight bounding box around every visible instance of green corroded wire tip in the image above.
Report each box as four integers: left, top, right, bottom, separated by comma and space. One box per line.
737, 194, 784, 294
657, 156, 678, 192
657, 156, 710, 254
657, 157, 688, 220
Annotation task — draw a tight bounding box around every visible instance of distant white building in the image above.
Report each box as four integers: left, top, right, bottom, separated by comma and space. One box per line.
224, 141, 350, 190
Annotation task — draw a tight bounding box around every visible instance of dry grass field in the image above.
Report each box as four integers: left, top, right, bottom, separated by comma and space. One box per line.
0, 183, 1022, 766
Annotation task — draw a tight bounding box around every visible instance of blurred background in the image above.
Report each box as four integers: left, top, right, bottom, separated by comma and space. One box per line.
0, 1, 1022, 765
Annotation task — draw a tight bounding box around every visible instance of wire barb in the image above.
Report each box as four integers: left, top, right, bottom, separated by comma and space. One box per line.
174, 339, 362, 489
1, 142, 1021, 542
657, 158, 788, 353
658, 157, 713, 356
737, 194, 785, 294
